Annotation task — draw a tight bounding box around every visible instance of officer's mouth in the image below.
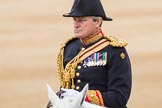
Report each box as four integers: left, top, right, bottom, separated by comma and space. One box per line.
74, 30, 82, 33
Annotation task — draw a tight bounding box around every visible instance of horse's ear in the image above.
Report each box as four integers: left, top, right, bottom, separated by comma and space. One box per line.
46, 84, 60, 106
80, 84, 89, 105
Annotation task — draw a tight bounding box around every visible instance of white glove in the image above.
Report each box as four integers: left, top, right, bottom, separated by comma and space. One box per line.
61, 88, 80, 98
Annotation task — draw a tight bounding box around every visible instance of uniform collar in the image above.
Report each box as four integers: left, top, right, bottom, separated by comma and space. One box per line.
80, 30, 104, 45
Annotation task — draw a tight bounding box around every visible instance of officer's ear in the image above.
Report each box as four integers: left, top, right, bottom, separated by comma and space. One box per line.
93, 17, 103, 27
98, 17, 103, 27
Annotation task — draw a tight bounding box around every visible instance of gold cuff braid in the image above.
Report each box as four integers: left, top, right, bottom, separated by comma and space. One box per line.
86, 90, 104, 106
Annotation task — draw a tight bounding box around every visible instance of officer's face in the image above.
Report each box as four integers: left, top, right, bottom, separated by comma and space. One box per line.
73, 16, 101, 38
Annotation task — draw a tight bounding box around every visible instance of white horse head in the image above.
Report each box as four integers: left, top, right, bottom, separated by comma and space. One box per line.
46, 84, 88, 108
46, 84, 106, 108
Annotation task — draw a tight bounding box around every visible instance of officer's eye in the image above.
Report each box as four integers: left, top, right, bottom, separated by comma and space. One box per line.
79, 19, 87, 22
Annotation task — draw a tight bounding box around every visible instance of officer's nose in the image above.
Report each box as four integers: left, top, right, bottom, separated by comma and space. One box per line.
74, 21, 80, 28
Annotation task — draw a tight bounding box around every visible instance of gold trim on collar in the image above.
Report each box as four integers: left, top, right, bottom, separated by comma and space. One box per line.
80, 34, 103, 45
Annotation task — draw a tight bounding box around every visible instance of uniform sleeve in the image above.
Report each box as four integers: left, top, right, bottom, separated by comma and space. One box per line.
101, 47, 132, 108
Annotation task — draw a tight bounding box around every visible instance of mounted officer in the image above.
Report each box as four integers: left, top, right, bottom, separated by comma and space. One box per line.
47, 0, 132, 108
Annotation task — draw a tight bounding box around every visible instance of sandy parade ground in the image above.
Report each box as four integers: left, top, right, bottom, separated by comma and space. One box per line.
0, 0, 162, 108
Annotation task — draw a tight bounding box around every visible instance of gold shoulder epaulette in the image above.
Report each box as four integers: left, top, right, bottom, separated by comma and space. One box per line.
61, 37, 77, 48
104, 35, 128, 47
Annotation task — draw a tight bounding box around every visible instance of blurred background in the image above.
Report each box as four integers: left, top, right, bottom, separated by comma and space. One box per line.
0, 0, 162, 108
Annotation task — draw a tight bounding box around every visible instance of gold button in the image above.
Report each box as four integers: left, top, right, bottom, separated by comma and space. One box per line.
76, 73, 80, 77
77, 66, 81, 69
81, 47, 85, 50
77, 80, 81, 83
120, 52, 125, 59
91, 94, 94, 97
76, 86, 80, 90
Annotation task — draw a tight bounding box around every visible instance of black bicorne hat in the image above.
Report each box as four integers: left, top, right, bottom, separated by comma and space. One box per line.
63, 0, 113, 21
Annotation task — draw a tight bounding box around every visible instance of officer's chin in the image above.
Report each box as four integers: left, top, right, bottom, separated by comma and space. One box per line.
74, 33, 82, 38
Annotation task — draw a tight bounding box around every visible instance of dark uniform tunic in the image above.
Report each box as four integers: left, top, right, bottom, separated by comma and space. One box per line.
63, 36, 132, 108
